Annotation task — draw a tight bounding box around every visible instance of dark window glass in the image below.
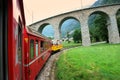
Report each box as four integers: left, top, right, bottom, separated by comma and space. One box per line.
40, 41, 44, 52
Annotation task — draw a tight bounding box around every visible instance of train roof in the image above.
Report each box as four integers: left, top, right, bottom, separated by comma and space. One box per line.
26, 27, 51, 41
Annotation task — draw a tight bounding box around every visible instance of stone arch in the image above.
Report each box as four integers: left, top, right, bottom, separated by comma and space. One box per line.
38, 23, 55, 38
59, 16, 80, 29
59, 16, 80, 38
88, 11, 110, 43
116, 8, 120, 15
38, 23, 50, 33
89, 11, 110, 20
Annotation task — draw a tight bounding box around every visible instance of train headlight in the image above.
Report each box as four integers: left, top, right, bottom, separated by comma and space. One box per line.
24, 38, 28, 43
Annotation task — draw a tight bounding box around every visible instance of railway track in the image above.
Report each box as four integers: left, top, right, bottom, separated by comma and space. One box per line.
36, 46, 80, 80
36, 51, 61, 80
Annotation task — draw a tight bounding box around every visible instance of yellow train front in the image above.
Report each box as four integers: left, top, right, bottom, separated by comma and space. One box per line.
51, 40, 63, 52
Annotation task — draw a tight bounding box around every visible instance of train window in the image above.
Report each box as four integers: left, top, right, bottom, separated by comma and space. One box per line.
40, 41, 44, 52
17, 22, 22, 80
43, 42, 46, 50
47, 42, 50, 49
44, 42, 48, 50
18, 25, 22, 62
36, 40, 38, 57
30, 39, 34, 59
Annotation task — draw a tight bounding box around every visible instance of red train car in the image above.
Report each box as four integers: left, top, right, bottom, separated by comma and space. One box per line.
0, 0, 52, 80
23, 27, 52, 80
0, 0, 25, 80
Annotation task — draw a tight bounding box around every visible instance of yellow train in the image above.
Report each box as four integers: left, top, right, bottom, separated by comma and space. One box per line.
51, 40, 63, 52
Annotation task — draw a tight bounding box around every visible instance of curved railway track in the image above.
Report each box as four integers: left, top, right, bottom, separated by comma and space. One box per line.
36, 51, 61, 80
36, 46, 80, 80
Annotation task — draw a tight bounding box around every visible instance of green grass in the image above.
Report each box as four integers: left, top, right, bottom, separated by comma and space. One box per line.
62, 41, 81, 48
55, 44, 120, 80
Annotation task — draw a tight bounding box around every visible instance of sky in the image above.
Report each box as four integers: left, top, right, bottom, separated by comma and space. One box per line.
23, 0, 97, 25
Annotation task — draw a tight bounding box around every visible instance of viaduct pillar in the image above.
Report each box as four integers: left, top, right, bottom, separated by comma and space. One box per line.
53, 23, 60, 40
80, 15, 91, 46
108, 13, 120, 44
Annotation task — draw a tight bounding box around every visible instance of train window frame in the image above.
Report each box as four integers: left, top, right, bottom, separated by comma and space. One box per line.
17, 17, 23, 62
39, 41, 41, 55
30, 39, 34, 60
17, 24, 22, 61
44, 42, 47, 50
42, 55, 45, 60
40, 40, 44, 53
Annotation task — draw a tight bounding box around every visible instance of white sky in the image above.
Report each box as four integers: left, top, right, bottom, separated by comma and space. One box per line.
23, 0, 97, 25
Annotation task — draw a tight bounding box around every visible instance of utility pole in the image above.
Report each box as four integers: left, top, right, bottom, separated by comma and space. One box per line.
32, 10, 33, 23
80, 0, 84, 15
80, 0, 83, 9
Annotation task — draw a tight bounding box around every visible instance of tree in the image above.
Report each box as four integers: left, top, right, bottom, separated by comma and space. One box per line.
90, 0, 120, 42
89, 14, 108, 43
67, 31, 70, 43
73, 29, 81, 43
94, 15, 108, 42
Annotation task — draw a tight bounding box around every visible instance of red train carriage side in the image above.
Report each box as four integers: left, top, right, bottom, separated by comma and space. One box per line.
24, 27, 52, 80
0, 0, 25, 80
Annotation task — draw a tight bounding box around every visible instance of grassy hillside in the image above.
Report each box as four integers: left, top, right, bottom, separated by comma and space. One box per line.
62, 41, 81, 48
56, 44, 120, 80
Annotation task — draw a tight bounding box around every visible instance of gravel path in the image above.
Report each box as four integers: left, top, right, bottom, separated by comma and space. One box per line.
36, 46, 80, 80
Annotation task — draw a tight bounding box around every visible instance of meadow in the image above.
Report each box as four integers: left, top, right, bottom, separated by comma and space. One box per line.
62, 41, 81, 48
55, 44, 120, 80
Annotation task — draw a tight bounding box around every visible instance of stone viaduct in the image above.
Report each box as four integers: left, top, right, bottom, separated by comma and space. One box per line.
29, 4, 120, 46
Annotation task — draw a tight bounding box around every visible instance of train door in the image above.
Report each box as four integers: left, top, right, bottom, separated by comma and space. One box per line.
29, 37, 35, 80
0, 0, 8, 80
38, 40, 42, 70
34, 40, 38, 76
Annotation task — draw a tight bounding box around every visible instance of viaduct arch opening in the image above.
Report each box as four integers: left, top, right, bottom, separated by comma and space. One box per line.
116, 9, 120, 35
59, 17, 81, 42
88, 11, 110, 43
38, 23, 54, 38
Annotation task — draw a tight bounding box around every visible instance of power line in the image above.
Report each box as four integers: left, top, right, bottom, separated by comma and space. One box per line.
80, 0, 83, 9
24, 3, 34, 25
24, 4, 32, 16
